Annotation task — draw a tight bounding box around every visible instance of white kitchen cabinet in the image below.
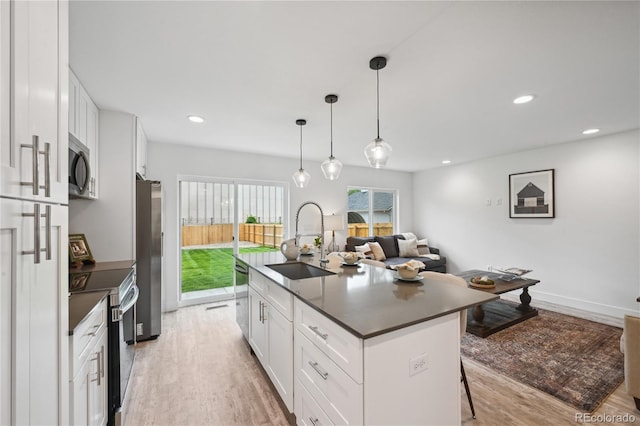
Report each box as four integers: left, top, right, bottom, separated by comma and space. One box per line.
249, 287, 267, 364
0, 0, 67, 203
69, 68, 100, 199
135, 118, 147, 179
294, 298, 460, 426
70, 298, 108, 426
0, 0, 69, 424
0, 197, 69, 425
248, 269, 293, 412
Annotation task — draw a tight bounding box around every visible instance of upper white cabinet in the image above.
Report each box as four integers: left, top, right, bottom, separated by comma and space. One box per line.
1, 0, 67, 203
69, 68, 100, 198
135, 118, 147, 179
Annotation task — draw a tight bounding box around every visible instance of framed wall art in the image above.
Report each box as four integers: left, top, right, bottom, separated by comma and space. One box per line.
509, 169, 555, 218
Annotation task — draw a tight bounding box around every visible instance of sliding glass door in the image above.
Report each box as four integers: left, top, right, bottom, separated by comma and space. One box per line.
179, 178, 286, 306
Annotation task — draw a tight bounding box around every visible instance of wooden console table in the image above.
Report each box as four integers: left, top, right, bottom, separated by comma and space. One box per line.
456, 269, 540, 338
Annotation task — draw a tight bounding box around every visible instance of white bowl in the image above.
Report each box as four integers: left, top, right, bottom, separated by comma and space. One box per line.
397, 267, 419, 279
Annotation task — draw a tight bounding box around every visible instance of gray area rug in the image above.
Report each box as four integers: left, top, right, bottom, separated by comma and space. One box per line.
461, 307, 624, 412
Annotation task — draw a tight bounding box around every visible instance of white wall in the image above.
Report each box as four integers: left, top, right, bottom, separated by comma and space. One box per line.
413, 130, 640, 319
147, 142, 413, 312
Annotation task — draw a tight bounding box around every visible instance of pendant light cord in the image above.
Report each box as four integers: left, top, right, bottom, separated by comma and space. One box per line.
299, 124, 303, 170
376, 68, 380, 140
330, 102, 334, 157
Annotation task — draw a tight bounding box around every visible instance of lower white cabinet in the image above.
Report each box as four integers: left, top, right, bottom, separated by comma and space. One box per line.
294, 298, 461, 426
70, 298, 108, 426
248, 270, 293, 412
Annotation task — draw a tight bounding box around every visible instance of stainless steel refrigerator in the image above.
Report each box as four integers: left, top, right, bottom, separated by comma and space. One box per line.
129, 179, 162, 342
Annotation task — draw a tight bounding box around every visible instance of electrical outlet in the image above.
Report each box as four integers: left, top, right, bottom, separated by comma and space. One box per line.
409, 353, 429, 376
487, 265, 492, 272
136, 323, 143, 336
496, 197, 502, 206
486, 198, 492, 206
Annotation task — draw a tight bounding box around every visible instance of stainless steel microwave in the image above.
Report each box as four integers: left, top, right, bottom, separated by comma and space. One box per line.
68, 137, 91, 198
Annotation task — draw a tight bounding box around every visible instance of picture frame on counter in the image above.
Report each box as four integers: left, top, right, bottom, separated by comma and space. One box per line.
69, 233, 95, 264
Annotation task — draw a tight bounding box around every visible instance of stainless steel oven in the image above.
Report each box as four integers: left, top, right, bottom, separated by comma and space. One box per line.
69, 267, 139, 426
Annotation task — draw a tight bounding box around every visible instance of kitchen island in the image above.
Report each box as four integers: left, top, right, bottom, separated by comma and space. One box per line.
237, 252, 497, 425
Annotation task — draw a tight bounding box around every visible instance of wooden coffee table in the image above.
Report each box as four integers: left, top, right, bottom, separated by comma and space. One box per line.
456, 269, 540, 338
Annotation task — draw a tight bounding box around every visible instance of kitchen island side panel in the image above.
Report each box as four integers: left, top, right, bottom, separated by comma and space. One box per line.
363, 312, 460, 425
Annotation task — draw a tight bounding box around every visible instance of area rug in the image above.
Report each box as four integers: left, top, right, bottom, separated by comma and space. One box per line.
461, 306, 624, 412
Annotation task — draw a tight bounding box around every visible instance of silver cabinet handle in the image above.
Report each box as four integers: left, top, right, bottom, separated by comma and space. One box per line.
20, 135, 40, 196
42, 205, 51, 260
309, 417, 319, 426
90, 351, 101, 386
40, 142, 50, 197
308, 325, 328, 340
308, 361, 328, 380
261, 301, 267, 323
21, 203, 41, 264
258, 301, 263, 323
100, 344, 105, 380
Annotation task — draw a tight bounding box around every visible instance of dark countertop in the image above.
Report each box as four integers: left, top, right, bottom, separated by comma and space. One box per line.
68, 291, 109, 335
238, 252, 497, 339
69, 259, 136, 273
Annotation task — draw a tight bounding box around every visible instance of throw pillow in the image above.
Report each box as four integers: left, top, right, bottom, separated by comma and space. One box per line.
375, 235, 399, 258
355, 243, 373, 259
417, 238, 430, 255
368, 241, 387, 261
398, 238, 420, 257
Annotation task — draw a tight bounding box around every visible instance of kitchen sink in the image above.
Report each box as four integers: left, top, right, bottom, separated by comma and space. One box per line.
265, 262, 335, 280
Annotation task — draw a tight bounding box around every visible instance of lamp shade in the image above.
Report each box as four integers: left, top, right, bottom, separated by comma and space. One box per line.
292, 168, 311, 188
321, 156, 343, 180
323, 214, 344, 231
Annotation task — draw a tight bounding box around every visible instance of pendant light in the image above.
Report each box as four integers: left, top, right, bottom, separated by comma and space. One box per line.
364, 56, 392, 168
292, 119, 310, 188
321, 94, 343, 180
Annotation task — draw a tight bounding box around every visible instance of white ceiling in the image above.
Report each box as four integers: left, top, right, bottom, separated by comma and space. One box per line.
69, 1, 640, 173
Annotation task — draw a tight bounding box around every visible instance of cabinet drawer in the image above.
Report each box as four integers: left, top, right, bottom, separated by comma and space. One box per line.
266, 279, 292, 321
249, 269, 292, 320
71, 298, 107, 377
249, 269, 268, 296
295, 378, 334, 426
295, 299, 363, 383
295, 330, 363, 425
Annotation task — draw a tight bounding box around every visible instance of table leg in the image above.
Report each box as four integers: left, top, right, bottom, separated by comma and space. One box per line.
472, 304, 485, 323
516, 287, 533, 312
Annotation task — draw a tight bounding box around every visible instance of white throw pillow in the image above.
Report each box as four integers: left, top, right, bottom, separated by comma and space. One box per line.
367, 242, 387, 261
355, 243, 373, 259
417, 238, 430, 255
398, 238, 420, 257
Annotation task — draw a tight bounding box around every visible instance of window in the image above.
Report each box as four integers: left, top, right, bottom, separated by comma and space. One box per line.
347, 187, 397, 236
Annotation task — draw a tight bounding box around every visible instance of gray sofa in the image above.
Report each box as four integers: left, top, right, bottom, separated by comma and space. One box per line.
345, 234, 447, 273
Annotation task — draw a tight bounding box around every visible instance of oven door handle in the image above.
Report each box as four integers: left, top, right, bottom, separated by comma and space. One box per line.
113, 285, 139, 322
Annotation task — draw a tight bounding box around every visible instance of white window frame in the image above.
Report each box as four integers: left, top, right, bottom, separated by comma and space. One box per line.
347, 186, 398, 235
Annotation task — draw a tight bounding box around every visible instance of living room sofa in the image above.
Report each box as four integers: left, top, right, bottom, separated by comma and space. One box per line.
345, 234, 447, 273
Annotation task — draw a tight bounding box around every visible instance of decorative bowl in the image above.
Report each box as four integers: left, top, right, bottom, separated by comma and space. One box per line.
397, 265, 419, 279
342, 252, 359, 264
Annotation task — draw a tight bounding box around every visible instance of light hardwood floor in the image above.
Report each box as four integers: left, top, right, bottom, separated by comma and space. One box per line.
123, 303, 640, 426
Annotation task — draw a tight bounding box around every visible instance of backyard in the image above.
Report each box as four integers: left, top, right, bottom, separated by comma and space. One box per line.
181, 246, 278, 292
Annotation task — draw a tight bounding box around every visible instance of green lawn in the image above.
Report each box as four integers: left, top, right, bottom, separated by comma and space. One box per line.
181, 246, 278, 293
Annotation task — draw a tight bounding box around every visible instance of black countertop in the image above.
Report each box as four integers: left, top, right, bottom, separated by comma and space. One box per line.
238, 252, 498, 339
68, 291, 109, 335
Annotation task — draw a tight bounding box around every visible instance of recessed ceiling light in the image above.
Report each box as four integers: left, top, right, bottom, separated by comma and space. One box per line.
513, 94, 535, 105
188, 115, 204, 124
442, 160, 451, 165
582, 128, 600, 135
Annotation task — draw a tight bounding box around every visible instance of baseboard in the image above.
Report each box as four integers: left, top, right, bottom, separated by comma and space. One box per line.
499, 292, 625, 328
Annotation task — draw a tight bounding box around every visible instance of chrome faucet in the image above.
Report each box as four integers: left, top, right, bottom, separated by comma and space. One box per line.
295, 201, 327, 263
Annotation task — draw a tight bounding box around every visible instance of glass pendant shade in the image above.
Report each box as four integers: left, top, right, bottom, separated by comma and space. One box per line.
292, 168, 310, 188
321, 155, 343, 180
364, 137, 392, 168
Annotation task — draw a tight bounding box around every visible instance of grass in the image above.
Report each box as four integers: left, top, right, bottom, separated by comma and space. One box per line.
181, 246, 278, 293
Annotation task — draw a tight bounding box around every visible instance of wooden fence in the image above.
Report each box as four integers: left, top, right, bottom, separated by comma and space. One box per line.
181, 223, 284, 248
239, 224, 283, 248
347, 223, 393, 237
